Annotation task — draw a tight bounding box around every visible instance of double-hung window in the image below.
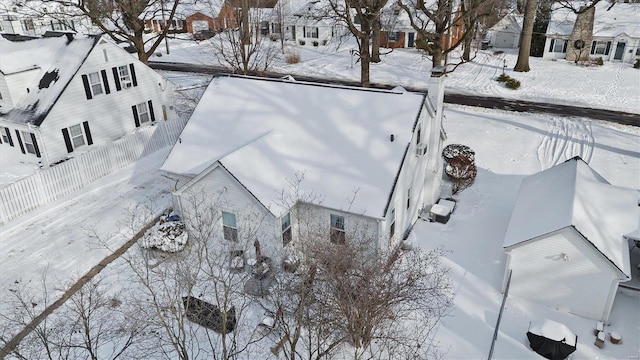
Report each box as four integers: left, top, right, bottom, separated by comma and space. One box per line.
136, 102, 151, 124
549, 39, 567, 53
222, 211, 238, 241
69, 124, 85, 148
282, 212, 292, 246
22, 131, 36, 154
88, 71, 104, 96
62, 121, 93, 153
117, 65, 133, 88
330, 214, 345, 244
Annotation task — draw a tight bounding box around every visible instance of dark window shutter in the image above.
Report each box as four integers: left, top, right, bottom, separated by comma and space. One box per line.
112, 67, 121, 91
148, 100, 156, 122
590, 41, 596, 54
132, 105, 140, 127
0, 133, 2, 144
101, 70, 110, 94
5, 127, 13, 146
15, 130, 25, 154
562, 40, 568, 53
62, 128, 73, 153
129, 64, 138, 86
548, 39, 554, 52
30, 133, 41, 158
81, 74, 92, 99
83, 121, 93, 145
605, 41, 611, 55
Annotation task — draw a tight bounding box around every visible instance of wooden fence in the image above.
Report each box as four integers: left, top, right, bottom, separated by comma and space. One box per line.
0, 118, 188, 225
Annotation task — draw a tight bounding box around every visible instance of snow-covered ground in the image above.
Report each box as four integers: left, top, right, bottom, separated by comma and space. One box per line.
153, 35, 640, 113
1, 35, 639, 358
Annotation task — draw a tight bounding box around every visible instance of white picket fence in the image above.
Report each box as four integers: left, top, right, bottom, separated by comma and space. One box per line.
0, 118, 188, 225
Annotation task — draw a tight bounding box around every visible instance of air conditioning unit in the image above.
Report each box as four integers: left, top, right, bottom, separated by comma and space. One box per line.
416, 143, 427, 156
123, 82, 133, 88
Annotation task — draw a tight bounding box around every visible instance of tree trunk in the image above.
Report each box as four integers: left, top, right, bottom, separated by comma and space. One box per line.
431, 35, 444, 68
514, 0, 538, 72
566, 6, 595, 63
462, 25, 474, 61
371, 12, 381, 63
360, 34, 371, 88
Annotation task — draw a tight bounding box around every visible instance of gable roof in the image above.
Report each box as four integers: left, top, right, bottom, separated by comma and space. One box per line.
490, 12, 523, 33
503, 157, 639, 278
0, 34, 101, 126
547, 1, 640, 38
161, 75, 426, 217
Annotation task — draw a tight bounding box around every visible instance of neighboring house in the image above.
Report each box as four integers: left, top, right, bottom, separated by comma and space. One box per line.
287, 0, 340, 44
215, 0, 278, 32
487, 11, 522, 49
0, 33, 176, 167
380, 1, 465, 50
186, 11, 216, 33
502, 157, 639, 323
161, 69, 447, 258
543, 1, 640, 63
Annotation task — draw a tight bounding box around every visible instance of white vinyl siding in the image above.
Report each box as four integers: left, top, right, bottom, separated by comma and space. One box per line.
508, 228, 621, 321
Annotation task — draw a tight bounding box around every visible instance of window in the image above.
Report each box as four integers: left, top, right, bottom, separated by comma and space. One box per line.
117, 65, 132, 88
407, 187, 411, 209
62, 122, 92, 153
393, 9, 400, 15
549, 39, 567, 53
590, 41, 611, 55
304, 26, 319, 39
330, 214, 345, 244
88, 72, 104, 96
22, 131, 36, 154
389, 208, 395, 239
282, 212, 292, 246
222, 211, 238, 241
136, 102, 151, 124
132, 101, 155, 127
636, 48, 640, 56
388, 31, 400, 41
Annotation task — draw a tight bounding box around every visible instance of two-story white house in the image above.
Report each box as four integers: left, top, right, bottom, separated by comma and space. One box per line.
161, 69, 447, 259
0, 33, 176, 167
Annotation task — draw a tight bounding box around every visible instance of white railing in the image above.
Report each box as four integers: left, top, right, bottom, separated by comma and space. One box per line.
0, 118, 188, 225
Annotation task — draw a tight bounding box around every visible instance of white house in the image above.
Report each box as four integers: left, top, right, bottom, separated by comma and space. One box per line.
286, 0, 339, 45
0, 33, 176, 167
543, 1, 640, 63
487, 11, 522, 49
161, 70, 447, 258
502, 157, 639, 323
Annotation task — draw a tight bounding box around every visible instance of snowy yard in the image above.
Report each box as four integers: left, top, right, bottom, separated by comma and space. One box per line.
1, 34, 639, 359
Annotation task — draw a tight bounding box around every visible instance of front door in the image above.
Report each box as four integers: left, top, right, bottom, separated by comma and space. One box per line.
408, 32, 415, 48
614, 42, 625, 60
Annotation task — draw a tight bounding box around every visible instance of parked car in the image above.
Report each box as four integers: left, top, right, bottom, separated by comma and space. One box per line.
193, 30, 216, 41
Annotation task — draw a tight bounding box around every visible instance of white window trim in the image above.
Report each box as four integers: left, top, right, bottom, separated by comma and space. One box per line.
22, 131, 36, 154
88, 71, 104, 96
118, 65, 133, 88
136, 102, 151, 124
222, 211, 238, 241
68, 123, 86, 149
330, 214, 345, 244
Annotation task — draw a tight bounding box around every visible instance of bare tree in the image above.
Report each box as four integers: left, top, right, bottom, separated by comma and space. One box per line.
209, 0, 280, 74
32, 0, 185, 63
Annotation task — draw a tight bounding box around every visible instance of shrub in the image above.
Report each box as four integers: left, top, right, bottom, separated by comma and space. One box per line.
285, 52, 301, 64
505, 77, 521, 90
634, 59, 640, 69
299, 39, 306, 46
496, 73, 509, 82
595, 57, 604, 66
445, 154, 477, 195
312, 40, 319, 47
493, 50, 504, 55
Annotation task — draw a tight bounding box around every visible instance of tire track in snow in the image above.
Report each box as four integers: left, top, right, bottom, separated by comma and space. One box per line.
537, 117, 595, 170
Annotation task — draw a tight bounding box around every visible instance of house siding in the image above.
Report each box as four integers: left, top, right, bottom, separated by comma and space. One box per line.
508, 227, 621, 322
36, 40, 175, 165
173, 165, 279, 256
383, 101, 441, 249
3, 69, 41, 109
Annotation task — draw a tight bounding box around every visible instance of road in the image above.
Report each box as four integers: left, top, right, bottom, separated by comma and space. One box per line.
150, 61, 640, 127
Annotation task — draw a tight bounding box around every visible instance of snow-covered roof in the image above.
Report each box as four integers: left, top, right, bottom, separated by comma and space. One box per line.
547, 2, 640, 38
161, 75, 426, 217
490, 12, 523, 33
503, 157, 638, 278
0, 34, 100, 126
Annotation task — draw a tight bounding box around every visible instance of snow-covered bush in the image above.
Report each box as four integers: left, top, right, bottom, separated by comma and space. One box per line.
445, 154, 477, 195
140, 217, 188, 253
